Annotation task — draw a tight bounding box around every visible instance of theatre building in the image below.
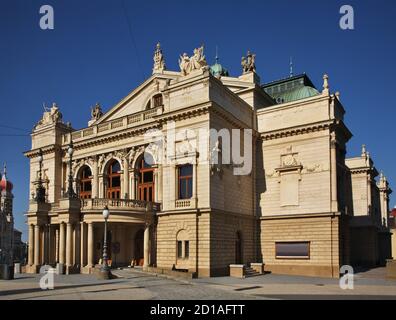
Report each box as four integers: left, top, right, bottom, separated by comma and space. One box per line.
24, 44, 392, 277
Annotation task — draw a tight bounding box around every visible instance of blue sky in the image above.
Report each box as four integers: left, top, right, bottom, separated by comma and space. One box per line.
0, 0, 395, 240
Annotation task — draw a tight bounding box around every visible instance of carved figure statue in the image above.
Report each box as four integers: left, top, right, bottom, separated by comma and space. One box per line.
153, 42, 166, 73
91, 103, 103, 121
179, 45, 207, 76
35, 102, 63, 128
241, 50, 256, 74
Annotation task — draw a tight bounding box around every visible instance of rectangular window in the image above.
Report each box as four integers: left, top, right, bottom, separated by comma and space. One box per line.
275, 242, 310, 259
184, 241, 189, 258
177, 241, 183, 258
153, 95, 163, 107
178, 164, 193, 199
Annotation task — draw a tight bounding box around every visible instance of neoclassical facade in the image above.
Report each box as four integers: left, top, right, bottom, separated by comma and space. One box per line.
24, 44, 393, 277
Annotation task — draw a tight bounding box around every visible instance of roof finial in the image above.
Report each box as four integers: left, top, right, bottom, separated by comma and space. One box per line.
361, 144, 367, 157
3, 162, 6, 177
322, 74, 329, 95
215, 45, 219, 64
289, 56, 293, 77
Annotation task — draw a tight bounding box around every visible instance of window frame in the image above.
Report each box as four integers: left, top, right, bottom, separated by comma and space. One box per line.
275, 241, 310, 260
177, 164, 193, 200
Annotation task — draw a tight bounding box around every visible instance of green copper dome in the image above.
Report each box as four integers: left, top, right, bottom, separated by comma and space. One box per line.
210, 56, 229, 78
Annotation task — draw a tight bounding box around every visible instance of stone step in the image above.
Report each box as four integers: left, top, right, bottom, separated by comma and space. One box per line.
244, 267, 261, 277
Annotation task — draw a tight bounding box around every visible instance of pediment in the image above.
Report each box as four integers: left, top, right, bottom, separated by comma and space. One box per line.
94, 72, 179, 124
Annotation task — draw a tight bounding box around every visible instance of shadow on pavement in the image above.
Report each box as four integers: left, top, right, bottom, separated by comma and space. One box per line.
0, 279, 129, 297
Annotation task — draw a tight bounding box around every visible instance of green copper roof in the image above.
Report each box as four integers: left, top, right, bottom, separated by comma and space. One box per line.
262, 74, 320, 104
270, 85, 319, 103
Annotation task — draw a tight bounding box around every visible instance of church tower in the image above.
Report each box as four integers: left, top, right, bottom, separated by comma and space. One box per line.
0, 164, 14, 264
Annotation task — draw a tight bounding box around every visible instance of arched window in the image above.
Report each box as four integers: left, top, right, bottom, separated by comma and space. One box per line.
153, 94, 163, 108
107, 160, 121, 199
178, 164, 193, 199
79, 166, 92, 199
145, 100, 151, 110
137, 154, 155, 202
176, 229, 189, 260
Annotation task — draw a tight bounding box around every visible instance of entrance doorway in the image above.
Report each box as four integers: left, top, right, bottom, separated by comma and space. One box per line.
134, 229, 144, 266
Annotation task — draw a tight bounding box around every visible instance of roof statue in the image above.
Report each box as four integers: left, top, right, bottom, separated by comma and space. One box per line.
35, 102, 63, 129
153, 42, 166, 74
179, 45, 207, 76
241, 50, 256, 74
91, 103, 103, 121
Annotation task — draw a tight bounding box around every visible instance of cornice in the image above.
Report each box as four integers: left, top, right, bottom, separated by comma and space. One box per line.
261, 120, 332, 141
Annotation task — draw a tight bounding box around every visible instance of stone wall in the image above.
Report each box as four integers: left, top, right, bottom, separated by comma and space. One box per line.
260, 214, 341, 278
210, 212, 256, 276
156, 212, 210, 276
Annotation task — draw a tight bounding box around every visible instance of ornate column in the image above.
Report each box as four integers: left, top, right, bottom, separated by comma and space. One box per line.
66, 223, 73, 268
55, 227, 59, 263
87, 222, 94, 267
80, 222, 86, 267
130, 169, 136, 200
93, 157, 99, 198
28, 224, 34, 266
59, 222, 66, 264
99, 175, 104, 198
123, 158, 129, 199
143, 224, 150, 268
34, 224, 40, 266
74, 224, 80, 266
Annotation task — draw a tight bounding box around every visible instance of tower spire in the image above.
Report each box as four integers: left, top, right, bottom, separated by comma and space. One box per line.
289, 56, 293, 77
3, 162, 6, 177
215, 45, 219, 64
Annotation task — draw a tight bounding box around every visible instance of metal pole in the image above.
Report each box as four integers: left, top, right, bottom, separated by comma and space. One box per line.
103, 218, 108, 269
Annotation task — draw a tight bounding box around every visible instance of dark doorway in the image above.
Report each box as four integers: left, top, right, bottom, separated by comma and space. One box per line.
235, 231, 242, 264
134, 229, 144, 266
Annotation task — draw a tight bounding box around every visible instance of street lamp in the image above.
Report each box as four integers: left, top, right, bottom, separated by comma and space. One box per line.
99, 206, 111, 280
35, 148, 46, 203
64, 141, 77, 199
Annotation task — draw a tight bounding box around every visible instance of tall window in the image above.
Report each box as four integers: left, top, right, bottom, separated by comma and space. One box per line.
153, 94, 163, 108
137, 155, 154, 202
178, 164, 193, 199
176, 230, 189, 260
107, 160, 121, 199
79, 166, 92, 199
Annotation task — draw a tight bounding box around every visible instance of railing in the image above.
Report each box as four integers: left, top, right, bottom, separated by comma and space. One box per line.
65, 105, 163, 144
81, 198, 161, 212
175, 199, 193, 209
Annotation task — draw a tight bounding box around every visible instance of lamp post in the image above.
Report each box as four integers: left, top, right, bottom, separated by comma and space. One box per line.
64, 141, 77, 199
35, 148, 46, 203
99, 206, 111, 280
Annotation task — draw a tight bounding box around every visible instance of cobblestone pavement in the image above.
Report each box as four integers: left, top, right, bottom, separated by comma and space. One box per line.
0, 267, 395, 300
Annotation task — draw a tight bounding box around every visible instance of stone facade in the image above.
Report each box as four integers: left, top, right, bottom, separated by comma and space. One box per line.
24, 45, 392, 278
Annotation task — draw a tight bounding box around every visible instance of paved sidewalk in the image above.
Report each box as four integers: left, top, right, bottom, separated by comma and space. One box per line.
0, 267, 394, 300
188, 267, 396, 299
